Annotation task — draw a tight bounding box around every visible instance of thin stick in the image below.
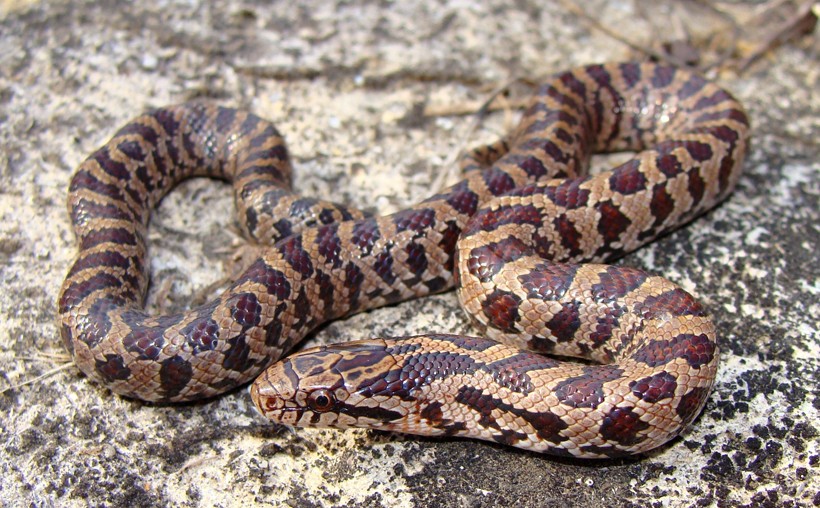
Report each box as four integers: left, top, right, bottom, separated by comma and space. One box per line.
1, 363, 74, 394
429, 77, 528, 193
557, 0, 691, 68
737, 1, 816, 72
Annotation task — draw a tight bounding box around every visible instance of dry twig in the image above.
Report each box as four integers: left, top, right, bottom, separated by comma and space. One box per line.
736, 1, 817, 71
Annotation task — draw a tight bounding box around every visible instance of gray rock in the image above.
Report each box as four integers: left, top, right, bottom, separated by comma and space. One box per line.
0, 1, 816, 507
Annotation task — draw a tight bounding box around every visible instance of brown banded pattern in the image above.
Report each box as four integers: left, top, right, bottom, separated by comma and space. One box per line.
59, 63, 749, 457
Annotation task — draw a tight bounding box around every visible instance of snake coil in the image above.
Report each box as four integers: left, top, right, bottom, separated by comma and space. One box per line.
59, 63, 748, 458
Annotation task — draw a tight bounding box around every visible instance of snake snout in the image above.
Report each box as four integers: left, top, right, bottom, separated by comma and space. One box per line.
250, 362, 297, 420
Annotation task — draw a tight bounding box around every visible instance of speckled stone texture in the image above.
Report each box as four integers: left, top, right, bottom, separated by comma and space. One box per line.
0, 1, 816, 507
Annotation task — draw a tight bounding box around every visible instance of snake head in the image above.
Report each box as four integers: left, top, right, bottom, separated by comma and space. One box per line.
251, 339, 409, 429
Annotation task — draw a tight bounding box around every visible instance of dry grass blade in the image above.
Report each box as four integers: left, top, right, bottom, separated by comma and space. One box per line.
1, 363, 75, 395
736, 1, 817, 71
429, 77, 529, 193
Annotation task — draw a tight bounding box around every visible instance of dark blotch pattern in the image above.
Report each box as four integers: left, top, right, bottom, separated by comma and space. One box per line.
688, 170, 706, 208
554, 215, 583, 257
424, 276, 447, 293
684, 141, 714, 162
394, 208, 435, 234
591, 266, 647, 302
456, 386, 568, 444
72, 198, 135, 224
600, 406, 650, 446
482, 169, 516, 196
637, 288, 706, 319
657, 153, 683, 177
315, 271, 337, 320
677, 75, 705, 100
222, 334, 254, 373
609, 166, 647, 195
316, 225, 343, 268
692, 90, 731, 111
215, 107, 237, 132
487, 353, 559, 393
265, 303, 286, 347
651, 65, 676, 88
279, 236, 314, 279
647, 183, 675, 233
553, 365, 624, 409
289, 198, 319, 220
159, 356, 194, 400
440, 334, 498, 352
231, 293, 262, 329
339, 403, 403, 423
64, 252, 140, 300
183, 317, 220, 354
404, 242, 429, 279
351, 219, 381, 255
481, 290, 522, 332
357, 350, 477, 399
123, 326, 165, 361
632, 333, 716, 368
236, 259, 291, 300
595, 201, 632, 245
588, 303, 625, 348
467, 236, 531, 282
677, 386, 710, 427
95, 354, 131, 383
629, 371, 678, 403
494, 428, 529, 447
292, 287, 312, 326
95, 147, 131, 181
67, 250, 132, 282
334, 348, 392, 374
78, 226, 139, 251
464, 203, 543, 237
518, 262, 578, 301
344, 262, 364, 310
70, 168, 124, 203
620, 62, 641, 88
445, 182, 479, 215
517, 154, 548, 178
419, 401, 444, 426
372, 250, 396, 286
545, 301, 582, 342
539, 140, 572, 164
559, 69, 587, 98
75, 300, 117, 349
438, 220, 461, 272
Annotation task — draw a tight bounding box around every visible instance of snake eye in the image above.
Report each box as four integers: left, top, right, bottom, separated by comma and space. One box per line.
307, 389, 335, 412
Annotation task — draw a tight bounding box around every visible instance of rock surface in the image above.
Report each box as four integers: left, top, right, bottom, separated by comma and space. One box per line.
0, 1, 817, 507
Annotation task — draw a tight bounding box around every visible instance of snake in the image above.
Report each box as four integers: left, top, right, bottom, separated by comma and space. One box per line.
58, 62, 749, 458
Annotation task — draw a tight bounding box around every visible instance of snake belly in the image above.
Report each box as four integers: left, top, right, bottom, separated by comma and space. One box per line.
59, 63, 748, 458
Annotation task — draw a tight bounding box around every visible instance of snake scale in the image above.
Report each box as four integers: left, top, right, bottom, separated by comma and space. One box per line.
59, 62, 749, 458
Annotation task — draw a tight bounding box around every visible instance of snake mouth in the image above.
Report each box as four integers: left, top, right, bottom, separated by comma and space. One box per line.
250, 379, 290, 417
251, 393, 309, 424
274, 405, 306, 413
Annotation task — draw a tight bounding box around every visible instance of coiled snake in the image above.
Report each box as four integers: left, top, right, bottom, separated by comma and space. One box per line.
59, 62, 749, 458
